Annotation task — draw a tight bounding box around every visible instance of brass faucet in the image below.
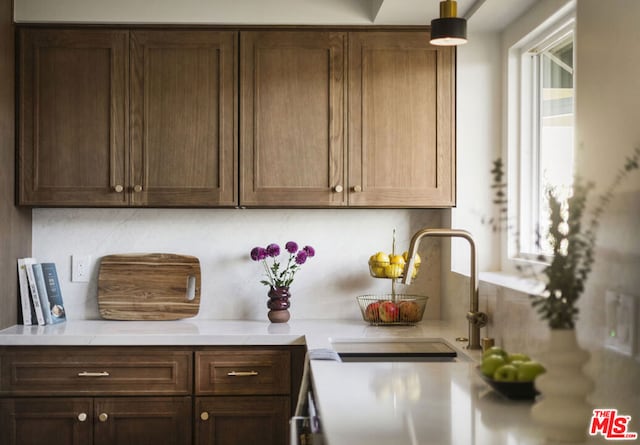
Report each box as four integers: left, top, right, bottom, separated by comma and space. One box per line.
402, 228, 488, 350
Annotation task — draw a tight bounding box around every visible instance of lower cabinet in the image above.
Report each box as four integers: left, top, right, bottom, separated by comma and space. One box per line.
195, 396, 289, 445
0, 345, 305, 445
0, 397, 192, 445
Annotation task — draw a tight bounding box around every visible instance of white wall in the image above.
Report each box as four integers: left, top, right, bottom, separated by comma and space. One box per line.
33, 208, 444, 321
474, 0, 640, 420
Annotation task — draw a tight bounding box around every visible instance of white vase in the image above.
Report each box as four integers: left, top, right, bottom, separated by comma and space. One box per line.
531, 329, 595, 442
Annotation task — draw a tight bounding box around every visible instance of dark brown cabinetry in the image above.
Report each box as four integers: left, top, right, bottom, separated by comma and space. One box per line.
18, 27, 455, 208
0, 345, 304, 445
240, 30, 347, 207
348, 32, 456, 207
18, 29, 129, 206
18, 28, 237, 207
195, 348, 293, 445
240, 29, 455, 207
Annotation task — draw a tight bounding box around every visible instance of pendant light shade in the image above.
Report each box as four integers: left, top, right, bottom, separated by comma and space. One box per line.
430, 0, 467, 46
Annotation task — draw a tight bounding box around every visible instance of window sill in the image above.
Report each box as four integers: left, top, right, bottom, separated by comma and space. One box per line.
479, 271, 545, 296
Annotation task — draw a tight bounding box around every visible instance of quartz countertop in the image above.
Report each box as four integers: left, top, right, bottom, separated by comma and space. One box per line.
0, 320, 607, 444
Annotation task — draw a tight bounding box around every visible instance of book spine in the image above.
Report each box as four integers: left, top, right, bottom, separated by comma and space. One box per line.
25, 262, 46, 325
17, 258, 33, 325
32, 264, 53, 325
41, 263, 66, 324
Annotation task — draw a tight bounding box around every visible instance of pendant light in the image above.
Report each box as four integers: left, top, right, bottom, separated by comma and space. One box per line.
430, 0, 467, 46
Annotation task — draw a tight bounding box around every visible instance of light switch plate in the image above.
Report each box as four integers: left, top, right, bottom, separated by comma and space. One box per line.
604, 291, 637, 357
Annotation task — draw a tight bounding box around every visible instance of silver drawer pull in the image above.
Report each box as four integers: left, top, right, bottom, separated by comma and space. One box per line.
77, 371, 110, 377
227, 371, 259, 377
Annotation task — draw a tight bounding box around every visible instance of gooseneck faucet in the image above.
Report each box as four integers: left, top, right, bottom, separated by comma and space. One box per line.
402, 228, 488, 350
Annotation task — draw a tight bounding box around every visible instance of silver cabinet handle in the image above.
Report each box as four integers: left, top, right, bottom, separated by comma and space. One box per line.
77, 413, 88, 422
77, 371, 110, 377
333, 185, 343, 193
113, 184, 124, 193
227, 371, 259, 377
352, 185, 362, 192
99, 413, 109, 422
200, 412, 210, 421
133, 185, 143, 193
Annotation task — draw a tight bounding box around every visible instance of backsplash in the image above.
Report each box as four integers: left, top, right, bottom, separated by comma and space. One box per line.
32, 208, 445, 322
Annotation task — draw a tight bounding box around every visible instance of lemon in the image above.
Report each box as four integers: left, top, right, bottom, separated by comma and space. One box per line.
389, 254, 406, 265
402, 251, 422, 265
384, 263, 404, 278
374, 252, 390, 265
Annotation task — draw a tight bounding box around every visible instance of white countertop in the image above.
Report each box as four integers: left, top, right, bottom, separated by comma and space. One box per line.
0, 320, 608, 444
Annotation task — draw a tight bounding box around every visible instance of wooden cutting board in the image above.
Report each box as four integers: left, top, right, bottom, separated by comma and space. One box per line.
98, 253, 201, 320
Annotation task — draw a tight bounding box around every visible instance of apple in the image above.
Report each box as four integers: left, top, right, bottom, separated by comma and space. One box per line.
509, 360, 525, 369
365, 302, 381, 321
378, 301, 399, 322
517, 361, 546, 382
507, 352, 531, 363
398, 300, 421, 322
480, 354, 506, 378
493, 364, 519, 382
482, 346, 508, 361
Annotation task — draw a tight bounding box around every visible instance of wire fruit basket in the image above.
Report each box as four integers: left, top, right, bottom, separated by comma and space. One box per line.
356, 295, 429, 326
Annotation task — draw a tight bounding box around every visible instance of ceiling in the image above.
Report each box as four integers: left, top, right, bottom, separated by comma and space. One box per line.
14, 0, 539, 29
372, 0, 539, 31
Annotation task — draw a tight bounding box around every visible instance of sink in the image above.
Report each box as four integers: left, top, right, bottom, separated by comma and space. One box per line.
331, 338, 467, 363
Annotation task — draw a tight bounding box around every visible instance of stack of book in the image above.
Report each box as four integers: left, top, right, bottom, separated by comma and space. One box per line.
17, 258, 67, 325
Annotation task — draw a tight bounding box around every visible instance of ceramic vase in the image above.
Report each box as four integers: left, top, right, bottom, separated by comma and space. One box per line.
267, 286, 291, 323
531, 328, 595, 442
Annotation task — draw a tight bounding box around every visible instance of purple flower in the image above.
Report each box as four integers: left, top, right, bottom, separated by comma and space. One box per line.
303, 245, 315, 257
266, 243, 280, 257
295, 250, 308, 265
285, 241, 299, 254
250, 247, 267, 261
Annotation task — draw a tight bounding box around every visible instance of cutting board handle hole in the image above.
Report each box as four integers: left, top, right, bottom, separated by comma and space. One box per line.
186, 275, 197, 301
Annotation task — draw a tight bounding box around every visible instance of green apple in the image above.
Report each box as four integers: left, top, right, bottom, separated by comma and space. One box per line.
517, 361, 546, 382
493, 364, 519, 382
482, 346, 508, 361
480, 354, 506, 378
509, 360, 525, 368
507, 352, 530, 363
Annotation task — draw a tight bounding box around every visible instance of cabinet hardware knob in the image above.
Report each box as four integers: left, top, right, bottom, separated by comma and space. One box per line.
78, 371, 110, 377
77, 413, 87, 422
351, 185, 362, 193
113, 184, 124, 193
227, 371, 259, 377
99, 413, 109, 422
333, 185, 343, 193
200, 412, 210, 421
133, 185, 143, 193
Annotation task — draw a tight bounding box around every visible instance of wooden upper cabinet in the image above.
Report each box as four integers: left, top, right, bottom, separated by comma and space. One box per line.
130, 31, 237, 207
240, 31, 347, 206
348, 31, 456, 207
18, 29, 129, 206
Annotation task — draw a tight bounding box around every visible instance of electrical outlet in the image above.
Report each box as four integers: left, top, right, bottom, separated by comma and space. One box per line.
71, 255, 92, 282
604, 291, 637, 357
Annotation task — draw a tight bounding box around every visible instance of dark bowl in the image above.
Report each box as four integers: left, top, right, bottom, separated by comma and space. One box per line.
477, 367, 539, 400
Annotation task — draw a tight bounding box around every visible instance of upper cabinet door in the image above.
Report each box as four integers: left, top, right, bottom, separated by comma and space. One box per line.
130, 31, 237, 207
348, 32, 456, 207
18, 29, 129, 206
240, 31, 347, 207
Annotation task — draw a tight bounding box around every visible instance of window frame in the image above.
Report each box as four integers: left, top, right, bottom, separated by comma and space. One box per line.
503, 10, 576, 274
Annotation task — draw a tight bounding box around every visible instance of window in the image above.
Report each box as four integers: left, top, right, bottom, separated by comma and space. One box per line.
510, 17, 575, 263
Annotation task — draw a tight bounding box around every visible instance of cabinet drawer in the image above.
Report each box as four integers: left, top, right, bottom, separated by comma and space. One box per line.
0, 347, 192, 396
196, 349, 290, 395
